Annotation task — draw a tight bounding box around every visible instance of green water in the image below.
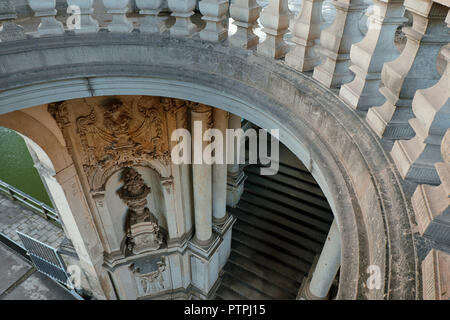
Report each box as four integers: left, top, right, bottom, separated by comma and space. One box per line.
0, 127, 53, 207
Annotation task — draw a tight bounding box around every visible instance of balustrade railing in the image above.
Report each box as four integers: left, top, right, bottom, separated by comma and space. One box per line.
0, 0, 448, 234
0, 179, 61, 226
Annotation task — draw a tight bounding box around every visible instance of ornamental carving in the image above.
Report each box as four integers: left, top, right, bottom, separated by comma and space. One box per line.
118, 167, 163, 254
48, 96, 173, 191
130, 256, 167, 296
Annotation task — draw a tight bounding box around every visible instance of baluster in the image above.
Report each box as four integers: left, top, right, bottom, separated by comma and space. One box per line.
0, 0, 26, 42
199, 0, 229, 41
168, 0, 197, 36
422, 249, 450, 300
312, 0, 368, 88
257, 0, 290, 59
391, 10, 450, 185
366, 1, 449, 140
229, 0, 261, 49
339, 0, 408, 111
136, 0, 166, 33
411, 129, 450, 244
285, 0, 323, 71
67, 0, 99, 33
103, 0, 133, 33
28, 0, 64, 36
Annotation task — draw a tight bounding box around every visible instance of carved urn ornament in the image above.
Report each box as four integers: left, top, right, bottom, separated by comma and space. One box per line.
118, 167, 163, 254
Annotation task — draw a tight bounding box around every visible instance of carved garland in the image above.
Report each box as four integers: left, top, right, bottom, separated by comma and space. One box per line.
48, 96, 175, 191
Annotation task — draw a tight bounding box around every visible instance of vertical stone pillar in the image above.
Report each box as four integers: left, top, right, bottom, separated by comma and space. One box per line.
257, 0, 290, 58
313, 0, 368, 88
227, 113, 246, 207
411, 129, 450, 244
54, 164, 117, 300
212, 108, 229, 224
366, 1, 449, 140
103, 0, 133, 33
168, 0, 197, 36
173, 102, 194, 235
0, 0, 26, 42
199, 0, 229, 42
339, 0, 408, 111
28, 0, 64, 36
422, 249, 450, 300
229, 0, 261, 49
191, 105, 214, 246
285, 0, 323, 71
136, 0, 166, 33
67, 0, 99, 34
299, 219, 341, 299
391, 11, 450, 185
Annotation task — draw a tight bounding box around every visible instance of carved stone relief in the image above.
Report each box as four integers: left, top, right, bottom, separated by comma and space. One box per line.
129, 256, 167, 296
48, 96, 175, 191
118, 167, 163, 255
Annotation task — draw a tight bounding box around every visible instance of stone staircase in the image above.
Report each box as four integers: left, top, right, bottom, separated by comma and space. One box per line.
215, 147, 334, 300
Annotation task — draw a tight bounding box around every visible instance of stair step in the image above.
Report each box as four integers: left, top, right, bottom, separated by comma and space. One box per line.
231, 241, 303, 282
230, 207, 323, 253
246, 165, 324, 197
220, 273, 272, 300
232, 219, 317, 262
215, 285, 248, 300
232, 229, 312, 274
240, 192, 331, 233
237, 199, 328, 243
228, 251, 300, 295
244, 182, 333, 223
223, 263, 295, 300
246, 172, 331, 210
277, 163, 318, 184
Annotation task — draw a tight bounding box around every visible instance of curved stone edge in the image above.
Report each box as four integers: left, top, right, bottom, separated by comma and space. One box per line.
0, 33, 419, 299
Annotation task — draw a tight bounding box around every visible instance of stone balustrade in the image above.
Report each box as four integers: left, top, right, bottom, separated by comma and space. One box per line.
0, 0, 444, 209
0, 0, 449, 299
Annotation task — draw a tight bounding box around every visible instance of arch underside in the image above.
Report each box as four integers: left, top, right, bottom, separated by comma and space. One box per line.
0, 33, 419, 299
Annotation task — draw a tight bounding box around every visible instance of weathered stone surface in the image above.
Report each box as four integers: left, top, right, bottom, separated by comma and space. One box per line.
422, 249, 450, 300
0, 33, 419, 299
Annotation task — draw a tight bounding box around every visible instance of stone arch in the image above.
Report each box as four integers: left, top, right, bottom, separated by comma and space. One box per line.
0, 34, 419, 299
91, 158, 171, 193
0, 109, 72, 174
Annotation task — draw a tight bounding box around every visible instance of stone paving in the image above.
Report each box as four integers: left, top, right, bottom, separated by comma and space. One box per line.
0, 193, 65, 249
0, 241, 75, 300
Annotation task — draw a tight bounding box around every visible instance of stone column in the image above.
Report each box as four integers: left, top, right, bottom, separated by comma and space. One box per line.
226, 113, 246, 207
313, 0, 368, 88
54, 164, 117, 300
300, 219, 341, 299
168, 0, 197, 36
0, 0, 26, 42
191, 105, 214, 246
229, 0, 261, 49
339, 0, 408, 111
199, 0, 229, 42
103, 0, 133, 33
67, 0, 99, 34
173, 102, 194, 235
391, 14, 450, 185
136, 0, 166, 33
212, 108, 229, 224
366, 1, 449, 140
285, 0, 323, 71
28, 0, 64, 36
257, 0, 290, 58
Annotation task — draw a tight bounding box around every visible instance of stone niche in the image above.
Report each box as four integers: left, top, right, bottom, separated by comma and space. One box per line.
105, 166, 167, 256
48, 95, 234, 299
